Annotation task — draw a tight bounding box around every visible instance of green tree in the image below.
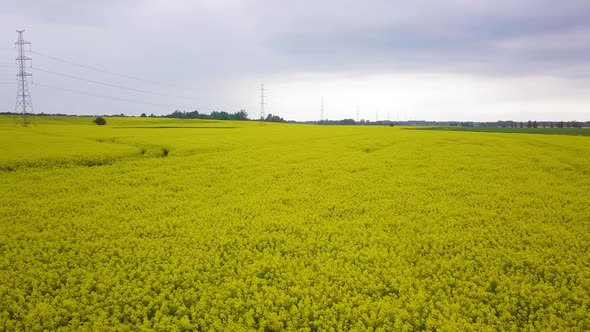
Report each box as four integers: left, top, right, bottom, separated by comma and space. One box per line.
93, 116, 107, 125
265, 113, 285, 122
211, 111, 230, 120
232, 110, 249, 120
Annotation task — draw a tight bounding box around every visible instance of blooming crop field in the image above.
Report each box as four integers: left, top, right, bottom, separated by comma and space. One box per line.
1, 116, 589, 331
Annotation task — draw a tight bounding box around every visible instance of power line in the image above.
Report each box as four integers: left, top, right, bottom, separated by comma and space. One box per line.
31, 50, 186, 89
32, 66, 198, 100
33, 82, 197, 110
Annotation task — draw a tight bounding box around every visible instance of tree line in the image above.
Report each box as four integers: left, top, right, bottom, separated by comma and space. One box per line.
152, 110, 286, 122
450, 120, 586, 128
152, 110, 249, 121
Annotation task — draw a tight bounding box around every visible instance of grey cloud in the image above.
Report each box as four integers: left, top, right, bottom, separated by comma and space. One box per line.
1, 0, 122, 27
265, 0, 590, 77
2, 0, 590, 119
8, 0, 590, 79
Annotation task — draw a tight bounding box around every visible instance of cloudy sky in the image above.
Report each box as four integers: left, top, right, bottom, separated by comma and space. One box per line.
1, 0, 590, 121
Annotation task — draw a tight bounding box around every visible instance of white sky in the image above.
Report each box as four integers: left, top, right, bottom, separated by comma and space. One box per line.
1, 0, 590, 121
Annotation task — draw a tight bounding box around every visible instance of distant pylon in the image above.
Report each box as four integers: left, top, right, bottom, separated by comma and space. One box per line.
320, 97, 325, 123
15, 30, 33, 127
259, 83, 266, 120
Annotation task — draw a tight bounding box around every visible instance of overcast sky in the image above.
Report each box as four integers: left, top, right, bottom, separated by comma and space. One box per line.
1, 0, 590, 121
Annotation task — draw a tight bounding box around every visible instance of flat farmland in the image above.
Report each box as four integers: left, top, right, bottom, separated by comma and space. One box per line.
1, 116, 589, 330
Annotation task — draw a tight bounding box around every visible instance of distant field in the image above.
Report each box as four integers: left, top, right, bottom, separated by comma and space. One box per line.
1, 115, 589, 330
412, 126, 590, 136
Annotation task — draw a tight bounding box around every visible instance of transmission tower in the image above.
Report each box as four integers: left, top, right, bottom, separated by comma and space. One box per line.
320, 97, 325, 123
259, 83, 266, 120
15, 30, 33, 126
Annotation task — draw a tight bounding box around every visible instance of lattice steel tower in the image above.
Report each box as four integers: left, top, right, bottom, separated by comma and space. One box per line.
320, 97, 325, 123
15, 30, 33, 126
259, 83, 266, 120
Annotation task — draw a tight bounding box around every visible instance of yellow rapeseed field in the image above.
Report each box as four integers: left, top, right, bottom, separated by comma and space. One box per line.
0, 115, 589, 330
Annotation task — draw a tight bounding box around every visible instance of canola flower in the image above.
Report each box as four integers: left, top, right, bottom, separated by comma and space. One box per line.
0, 116, 589, 330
